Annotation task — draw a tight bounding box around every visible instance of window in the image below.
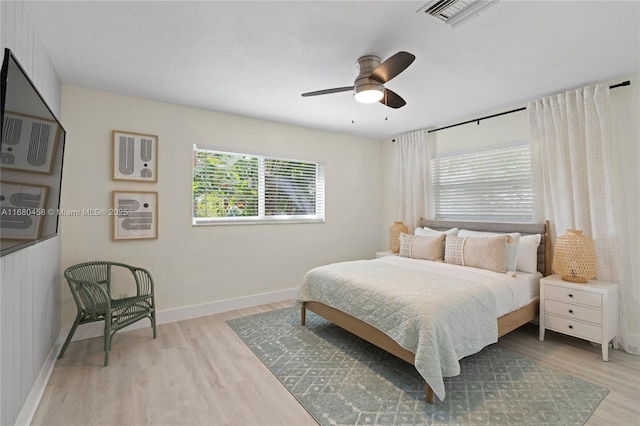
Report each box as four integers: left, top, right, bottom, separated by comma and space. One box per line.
193, 145, 324, 225
431, 141, 533, 222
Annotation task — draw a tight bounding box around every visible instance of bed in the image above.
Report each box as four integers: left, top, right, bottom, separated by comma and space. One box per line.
297, 220, 550, 403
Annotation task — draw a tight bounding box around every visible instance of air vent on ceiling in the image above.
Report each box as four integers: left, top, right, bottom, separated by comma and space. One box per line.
417, 0, 498, 27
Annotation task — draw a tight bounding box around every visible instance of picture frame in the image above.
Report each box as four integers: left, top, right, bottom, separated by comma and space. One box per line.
112, 130, 158, 182
0, 181, 49, 240
112, 191, 158, 240
1, 111, 60, 174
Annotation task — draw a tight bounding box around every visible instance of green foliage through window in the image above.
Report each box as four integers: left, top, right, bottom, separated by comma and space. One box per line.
193, 146, 324, 224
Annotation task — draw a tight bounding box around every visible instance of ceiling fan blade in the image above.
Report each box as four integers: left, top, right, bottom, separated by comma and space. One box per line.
301, 86, 354, 97
369, 51, 415, 84
380, 88, 406, 109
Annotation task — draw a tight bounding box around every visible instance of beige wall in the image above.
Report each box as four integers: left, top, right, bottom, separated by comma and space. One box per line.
381, 73, 640, 350
60, 86, 385, 325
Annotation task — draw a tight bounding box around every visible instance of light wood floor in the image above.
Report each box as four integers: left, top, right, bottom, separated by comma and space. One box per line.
33, 301, 639, 426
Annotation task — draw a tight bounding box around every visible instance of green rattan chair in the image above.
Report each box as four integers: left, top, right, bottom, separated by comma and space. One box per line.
59, 261, 157, 366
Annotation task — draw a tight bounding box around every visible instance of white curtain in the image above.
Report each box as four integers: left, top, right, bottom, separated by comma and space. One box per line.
394, 129, 432, 231
528, 84, 631, 353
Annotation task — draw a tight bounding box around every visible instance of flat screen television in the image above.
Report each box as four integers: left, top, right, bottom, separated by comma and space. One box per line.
0, 48, 66, 256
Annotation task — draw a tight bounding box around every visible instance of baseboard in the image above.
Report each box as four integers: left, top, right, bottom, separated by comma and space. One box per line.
626, 331, 640, 355
64, 286, 300, 342
14, 341, 62, 426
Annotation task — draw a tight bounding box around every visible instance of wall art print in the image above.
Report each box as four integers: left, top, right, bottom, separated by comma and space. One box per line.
112, 191, 158, 240
1, 111, 60, 174
112, 130, 158, 182
0, 181, 48, 240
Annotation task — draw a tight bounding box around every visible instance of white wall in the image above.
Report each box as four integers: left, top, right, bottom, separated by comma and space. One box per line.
429, 108, 528, 156
381, 73, 640, 351
609, 73, 640, 352
60, 86, 385, 326
1, 1, 63, 425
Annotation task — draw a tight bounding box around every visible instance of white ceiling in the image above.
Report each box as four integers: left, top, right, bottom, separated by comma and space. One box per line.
24, 1, 640, 140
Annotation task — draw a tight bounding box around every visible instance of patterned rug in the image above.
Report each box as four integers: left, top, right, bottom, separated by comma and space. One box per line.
227, 308, 608, 425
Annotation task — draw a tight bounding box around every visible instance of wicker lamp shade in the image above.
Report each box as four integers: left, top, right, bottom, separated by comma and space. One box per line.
389, 221, 408, 254
552, 229, 596, 283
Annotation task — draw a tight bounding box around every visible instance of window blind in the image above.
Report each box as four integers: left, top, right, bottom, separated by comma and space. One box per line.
193, 145, 324, 224
431, 141, 533, 222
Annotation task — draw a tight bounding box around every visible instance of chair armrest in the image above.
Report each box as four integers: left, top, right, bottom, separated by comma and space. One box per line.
131, 266, 154, 297
73, 280, 112, 314
109, 262, 155, 297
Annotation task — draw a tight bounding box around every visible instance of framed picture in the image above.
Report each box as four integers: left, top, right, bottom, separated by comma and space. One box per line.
1, 111, 60, 174
112, 130, 158, 182
0, 181, 48, 240
112, 191, 158, 240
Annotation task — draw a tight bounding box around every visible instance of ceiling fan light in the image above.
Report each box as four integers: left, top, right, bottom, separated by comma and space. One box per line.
354, 84, 384, 103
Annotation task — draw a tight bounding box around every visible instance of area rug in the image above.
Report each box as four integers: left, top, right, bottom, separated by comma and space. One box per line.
227, 308, 608, 425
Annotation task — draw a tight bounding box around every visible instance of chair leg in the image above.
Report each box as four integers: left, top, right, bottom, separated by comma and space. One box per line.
58, 315, 82, 359
151, 308, 157, 339
103, 321, 111, 366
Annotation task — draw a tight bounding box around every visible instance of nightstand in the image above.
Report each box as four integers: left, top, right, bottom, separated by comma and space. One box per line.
539, 274, 618, 361
376, 250, 395, 258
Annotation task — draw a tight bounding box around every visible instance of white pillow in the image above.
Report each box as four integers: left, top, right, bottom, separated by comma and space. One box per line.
415, 226, 459, 237
516, 234, 541, 273
458, 229, 521, 272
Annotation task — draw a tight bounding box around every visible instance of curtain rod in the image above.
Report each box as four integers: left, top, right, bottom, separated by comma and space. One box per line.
426, 107, 526, 133
425, 80, 631, 134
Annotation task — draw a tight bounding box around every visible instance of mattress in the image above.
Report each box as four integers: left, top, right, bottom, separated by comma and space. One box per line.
375, 256, 541, 317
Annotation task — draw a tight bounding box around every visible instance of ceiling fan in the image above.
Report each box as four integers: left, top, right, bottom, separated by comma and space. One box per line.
301, 51, 415, 109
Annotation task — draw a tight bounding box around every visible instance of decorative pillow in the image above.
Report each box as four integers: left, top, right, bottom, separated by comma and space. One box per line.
444, 235, 508, 273
517, 234, 541, 273
415, 226, 459, 237
399, 233, 445, 261
399, 233, 413, 258
458, 230, 520, 272
444, 236, 466, 266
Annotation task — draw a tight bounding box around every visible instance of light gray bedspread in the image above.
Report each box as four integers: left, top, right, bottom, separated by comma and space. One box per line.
297, 257, 498, 401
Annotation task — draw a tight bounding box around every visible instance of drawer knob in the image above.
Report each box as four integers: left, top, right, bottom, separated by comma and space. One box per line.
568, 325, 574, 329
568, 293, 574, 298
569, 309, 574, 314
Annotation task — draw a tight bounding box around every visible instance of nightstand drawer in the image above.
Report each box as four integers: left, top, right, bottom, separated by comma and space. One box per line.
539, 275, 618, 361
544, 299, 602, 324
544, 284, 602, 308
544, 314, 602, 342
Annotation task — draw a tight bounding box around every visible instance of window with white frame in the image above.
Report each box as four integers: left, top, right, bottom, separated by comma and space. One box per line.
431, 141, 533, 222
192, 145, 325, 224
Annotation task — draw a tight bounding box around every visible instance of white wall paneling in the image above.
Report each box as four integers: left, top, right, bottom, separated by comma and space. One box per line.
1, 239, 62, 426
1, 1, 63, 424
